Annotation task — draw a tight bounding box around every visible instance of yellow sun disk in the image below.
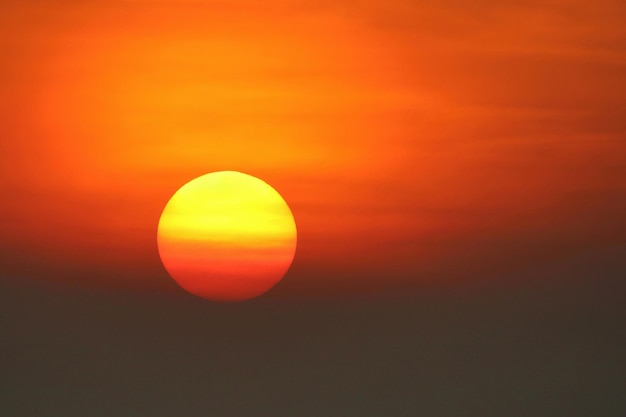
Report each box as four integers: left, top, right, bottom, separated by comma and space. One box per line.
157, 171, 297, 301
159, 179, 292, 241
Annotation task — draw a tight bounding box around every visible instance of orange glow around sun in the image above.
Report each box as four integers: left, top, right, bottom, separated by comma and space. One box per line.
157, 171, 297, 301
1, 0, 624, 297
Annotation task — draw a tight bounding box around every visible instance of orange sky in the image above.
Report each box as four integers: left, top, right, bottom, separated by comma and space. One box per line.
1, 0, 625, 297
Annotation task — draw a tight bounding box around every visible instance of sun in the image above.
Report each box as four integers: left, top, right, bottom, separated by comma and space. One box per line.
157, 171, 297, 302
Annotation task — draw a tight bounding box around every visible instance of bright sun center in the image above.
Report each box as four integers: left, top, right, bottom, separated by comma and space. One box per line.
157, 171, 297, 302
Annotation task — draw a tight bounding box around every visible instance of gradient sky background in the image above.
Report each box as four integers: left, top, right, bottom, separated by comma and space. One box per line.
1, 0, 625, 415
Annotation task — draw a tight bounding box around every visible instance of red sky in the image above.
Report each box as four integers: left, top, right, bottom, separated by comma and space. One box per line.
1, 0, 625, 297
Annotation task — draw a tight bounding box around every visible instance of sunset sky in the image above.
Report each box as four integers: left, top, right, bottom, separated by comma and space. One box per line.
1, 0, 625, 415
1, 0, 625, 295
